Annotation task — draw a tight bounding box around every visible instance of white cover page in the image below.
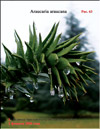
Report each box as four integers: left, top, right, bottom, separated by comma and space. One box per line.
1, 0, 100, 129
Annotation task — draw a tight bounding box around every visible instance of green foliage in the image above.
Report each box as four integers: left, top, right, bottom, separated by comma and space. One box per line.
14, 30, 24, 58
16, 98, 28, 110
60, 13, 87, 51
1, 112, 7, 123
1, 22, 96, 103
59, 12, 99, 115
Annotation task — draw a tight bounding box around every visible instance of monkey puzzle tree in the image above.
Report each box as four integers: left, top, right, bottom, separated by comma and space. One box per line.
1, 22, 96, 107
60, 12, 99, 117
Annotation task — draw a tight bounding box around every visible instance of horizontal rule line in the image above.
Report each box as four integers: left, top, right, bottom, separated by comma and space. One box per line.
1, 0, 100, 1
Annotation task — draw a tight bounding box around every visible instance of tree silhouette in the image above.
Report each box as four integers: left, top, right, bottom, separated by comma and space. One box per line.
61, 12, 88, 51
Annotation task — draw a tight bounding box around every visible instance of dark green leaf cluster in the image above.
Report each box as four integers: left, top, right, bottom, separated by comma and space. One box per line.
1, 22, 96, 103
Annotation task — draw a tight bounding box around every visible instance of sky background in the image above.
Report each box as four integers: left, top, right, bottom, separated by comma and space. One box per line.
1, 1, 100, 62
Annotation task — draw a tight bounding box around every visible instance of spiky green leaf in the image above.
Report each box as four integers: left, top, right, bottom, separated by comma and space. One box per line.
42, 23, 56, 45
46, 33, 61, 56
57, 43, 79, 57
42, 23, 59, 52
14, 30, 24, 58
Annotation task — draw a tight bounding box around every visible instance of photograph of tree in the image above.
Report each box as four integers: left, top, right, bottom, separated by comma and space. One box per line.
1, 1, 99, 128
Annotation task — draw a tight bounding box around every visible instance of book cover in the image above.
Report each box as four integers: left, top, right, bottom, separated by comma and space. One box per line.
1, 0, 100, 128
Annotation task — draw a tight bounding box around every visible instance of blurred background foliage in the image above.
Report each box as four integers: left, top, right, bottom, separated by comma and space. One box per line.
1, 12, 99, 123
